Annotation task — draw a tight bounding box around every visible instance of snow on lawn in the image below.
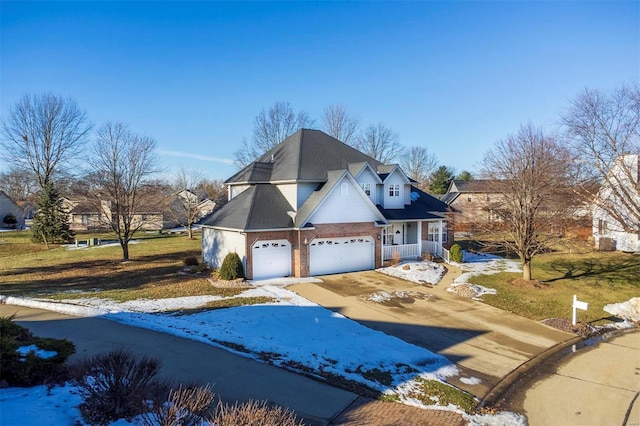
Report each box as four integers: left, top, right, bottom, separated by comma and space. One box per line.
16, 344, 57, 360
0, 384, 134, 426
1, 277, 532, 425
2, 284, 458, 404
447, 251, 521, 299
604, 297, 640, 323
377, 260, 446, 285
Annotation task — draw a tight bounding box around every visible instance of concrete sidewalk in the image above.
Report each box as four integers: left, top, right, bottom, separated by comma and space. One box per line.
520, 331, 640, 426
0, 304, 356, 426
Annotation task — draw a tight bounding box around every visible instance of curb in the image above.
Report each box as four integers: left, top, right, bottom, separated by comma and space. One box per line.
478, 335, 583, 408
479, 327, 637, 408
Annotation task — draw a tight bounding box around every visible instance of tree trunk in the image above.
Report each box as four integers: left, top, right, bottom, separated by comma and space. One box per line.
188, 225, 193, 239
522, 259, 532, 281
121, 242, 129, 260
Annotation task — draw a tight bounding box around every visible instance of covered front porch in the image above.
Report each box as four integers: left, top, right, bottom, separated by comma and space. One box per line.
382, 220, 448, 261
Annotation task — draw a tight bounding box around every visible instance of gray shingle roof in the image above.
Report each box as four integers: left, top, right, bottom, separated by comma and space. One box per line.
449, 180, 498, 193
226, 129, 381, 184
200, 184, 294, 231
378, 186, 449, 221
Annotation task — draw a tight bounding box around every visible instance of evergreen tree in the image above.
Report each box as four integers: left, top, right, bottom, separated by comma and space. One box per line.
428, 166, 455, 194
455, 170, 473, 181
31, 182, 74, 248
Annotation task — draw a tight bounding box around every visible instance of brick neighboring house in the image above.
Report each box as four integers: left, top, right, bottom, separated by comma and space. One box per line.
62, 196, 163, 231
0, 190, 26, 229
441, 180, 502, 231
201, 129, 453, 280
592, 154, 640, 252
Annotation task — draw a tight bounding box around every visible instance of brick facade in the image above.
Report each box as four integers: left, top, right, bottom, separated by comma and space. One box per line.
244, 223, 382, 279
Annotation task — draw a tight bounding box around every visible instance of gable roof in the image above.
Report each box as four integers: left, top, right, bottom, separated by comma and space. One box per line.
200, 184, 294, 231
226, 129, 382, 184
448, 180, 497, 193
294, 170, 387, 228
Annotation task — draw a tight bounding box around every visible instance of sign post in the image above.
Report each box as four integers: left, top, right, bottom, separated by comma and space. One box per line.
572, 294, 589, 326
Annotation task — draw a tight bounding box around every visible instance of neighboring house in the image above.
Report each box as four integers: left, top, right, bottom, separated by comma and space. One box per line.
201, 129, 453, 280
62, 196, 163, 231
0, 190, 26, 229
165, 189, 216, 229
441, 180, 502, 230
592, 154, 640, 252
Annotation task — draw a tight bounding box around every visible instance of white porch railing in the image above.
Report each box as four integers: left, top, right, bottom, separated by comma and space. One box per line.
383, 243, 420, 260
421, 241, 452, 263
441, 247, 450, 263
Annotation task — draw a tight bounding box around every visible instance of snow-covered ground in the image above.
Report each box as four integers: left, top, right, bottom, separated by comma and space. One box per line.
447, 251, 522, 299
377, 260, 446, 285
1, 263, 530, 425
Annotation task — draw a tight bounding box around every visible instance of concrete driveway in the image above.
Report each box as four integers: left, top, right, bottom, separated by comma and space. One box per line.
289, 265, 574, 398
0, 304, 357, 426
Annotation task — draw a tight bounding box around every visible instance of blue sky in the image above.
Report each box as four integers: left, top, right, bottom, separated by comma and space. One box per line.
1, 1, 638, 180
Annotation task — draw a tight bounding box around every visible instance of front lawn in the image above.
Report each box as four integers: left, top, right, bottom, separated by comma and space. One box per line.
0, 231, 219, 300
468, 248, 640, 323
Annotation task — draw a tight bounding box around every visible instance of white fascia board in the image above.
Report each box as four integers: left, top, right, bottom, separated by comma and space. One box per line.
354, 163, 383, 183
381, 165, 411, 184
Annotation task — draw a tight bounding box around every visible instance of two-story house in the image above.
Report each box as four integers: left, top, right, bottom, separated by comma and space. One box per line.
441, 180, 503, 231
592, 154, 640, 252
201, 129, 452, 280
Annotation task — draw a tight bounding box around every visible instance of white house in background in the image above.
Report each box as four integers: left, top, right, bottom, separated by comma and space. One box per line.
201, 129, 453, 280
0, 190, 25, 229
592, 154, 640, 252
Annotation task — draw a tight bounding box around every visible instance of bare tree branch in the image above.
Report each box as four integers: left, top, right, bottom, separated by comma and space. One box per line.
90, 122, 160, 260
1, 93, 91, 188
562, 85, 640, 235
233, 102, 315, 168
322, 103, 360, 145
481, 123, 572, 281
355, 123, 403, 163
399, 146, 438, 190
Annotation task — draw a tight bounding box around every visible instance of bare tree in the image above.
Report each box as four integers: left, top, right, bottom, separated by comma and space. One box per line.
322, 103, 360, 145
399, 146, 438, 190
355, 123, 404, 163
482, 123, 571, 281
198, 178, 228, 207
91, 122, 160, 260
234, 102, 315, 167
170, 167, 205, 239
1, 93, 91, 188
562, 85, 640, 235
0, 166, 39, 201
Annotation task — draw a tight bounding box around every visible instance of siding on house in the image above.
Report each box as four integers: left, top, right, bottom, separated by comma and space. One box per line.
355, 168, 380, 205
383, 172, 406, 209
202, 228, 247, 270
307, 177, 379, 224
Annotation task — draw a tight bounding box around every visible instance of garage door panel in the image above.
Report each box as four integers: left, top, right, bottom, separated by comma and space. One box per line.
252, 240, 291, 280
309, 236, 374, 276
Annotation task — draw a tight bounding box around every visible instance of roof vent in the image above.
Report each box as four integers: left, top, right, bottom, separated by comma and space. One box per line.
270, 154, 275, 162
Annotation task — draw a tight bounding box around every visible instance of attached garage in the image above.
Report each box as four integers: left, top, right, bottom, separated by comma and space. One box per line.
251, 239, 292, 280
309, 236, 375, 276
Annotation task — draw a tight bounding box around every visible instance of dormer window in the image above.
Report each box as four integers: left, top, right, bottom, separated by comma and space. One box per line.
361, 183, 371, 196
389, 184, 400, 197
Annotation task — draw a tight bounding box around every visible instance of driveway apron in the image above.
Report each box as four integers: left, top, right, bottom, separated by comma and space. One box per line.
289, 266, 575, 398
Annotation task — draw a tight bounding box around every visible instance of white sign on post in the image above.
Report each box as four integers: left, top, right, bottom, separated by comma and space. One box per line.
572, 294, 589, 326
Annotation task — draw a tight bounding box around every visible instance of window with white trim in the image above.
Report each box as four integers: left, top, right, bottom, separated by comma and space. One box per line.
361, 183, 371, 196
388, 184, 400, 197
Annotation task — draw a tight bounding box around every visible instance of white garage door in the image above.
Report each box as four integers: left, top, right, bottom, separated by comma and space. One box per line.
309, 236, 374, 276
252, 240, 291, 280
